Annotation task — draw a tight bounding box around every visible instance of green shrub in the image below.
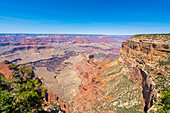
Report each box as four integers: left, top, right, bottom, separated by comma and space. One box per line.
154, 91, 170, 113
0, 66, 47, 113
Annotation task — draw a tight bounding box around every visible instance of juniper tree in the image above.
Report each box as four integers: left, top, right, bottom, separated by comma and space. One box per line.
0, 64, 47, 113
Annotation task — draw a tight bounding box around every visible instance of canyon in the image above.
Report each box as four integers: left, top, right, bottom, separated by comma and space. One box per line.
0, 34, 169, 112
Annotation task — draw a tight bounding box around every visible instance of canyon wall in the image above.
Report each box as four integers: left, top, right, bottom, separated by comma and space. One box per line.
118, 34, 170, 112
68, 58, 144, 112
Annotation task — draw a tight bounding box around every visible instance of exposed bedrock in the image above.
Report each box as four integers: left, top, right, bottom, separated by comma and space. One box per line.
118, 51, 155, 112
118, 34, 170, 112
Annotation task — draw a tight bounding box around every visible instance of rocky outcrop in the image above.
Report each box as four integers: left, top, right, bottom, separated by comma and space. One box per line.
44, 89, 69, 112
118, 34, 170, 112
0, 60, 14, 79
119, 49, 154, 112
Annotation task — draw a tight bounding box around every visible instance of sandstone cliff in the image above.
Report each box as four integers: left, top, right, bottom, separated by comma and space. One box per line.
118, 34, 170, 112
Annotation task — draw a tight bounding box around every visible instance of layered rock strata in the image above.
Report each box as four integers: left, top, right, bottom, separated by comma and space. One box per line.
118, 34, 170, 112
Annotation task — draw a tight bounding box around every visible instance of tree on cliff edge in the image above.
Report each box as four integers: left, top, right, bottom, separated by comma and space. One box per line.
0, 64, 47, 113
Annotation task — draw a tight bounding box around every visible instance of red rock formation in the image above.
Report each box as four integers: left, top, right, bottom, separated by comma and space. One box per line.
0, 60, 14, 79
72, 36, 89, 44
44, 89, 69, 112
68, 59, 130, 112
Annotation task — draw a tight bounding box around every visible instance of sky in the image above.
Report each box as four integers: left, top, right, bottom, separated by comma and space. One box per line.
0, 0, 170, 35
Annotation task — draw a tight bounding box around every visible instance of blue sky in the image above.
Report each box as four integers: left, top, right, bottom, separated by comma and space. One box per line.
0, 0, 170, 35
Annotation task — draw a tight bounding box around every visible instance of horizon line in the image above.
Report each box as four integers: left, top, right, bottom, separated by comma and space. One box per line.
0, 32, 133, 36
0, 32, 169, 36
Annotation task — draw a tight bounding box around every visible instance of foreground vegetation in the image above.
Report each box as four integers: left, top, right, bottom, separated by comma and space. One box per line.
155, 91, 170, 113
0, 64, 62, 113
154, 84, 170, 113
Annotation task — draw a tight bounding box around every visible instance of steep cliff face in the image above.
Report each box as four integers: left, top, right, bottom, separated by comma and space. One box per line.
118, 34, 170, 112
